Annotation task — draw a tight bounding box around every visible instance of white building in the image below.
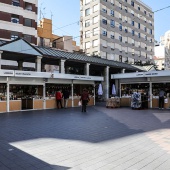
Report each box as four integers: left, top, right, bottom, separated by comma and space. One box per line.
80, 0, 154, 64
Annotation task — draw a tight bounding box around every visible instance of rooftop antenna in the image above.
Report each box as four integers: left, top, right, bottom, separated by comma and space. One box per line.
39, 2, 44, 21
50, 11, 53, 20
42, 7, 46, 18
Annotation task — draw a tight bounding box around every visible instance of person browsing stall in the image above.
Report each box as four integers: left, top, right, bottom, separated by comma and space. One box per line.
80, 88, 90, 112
56, 89, 63, 109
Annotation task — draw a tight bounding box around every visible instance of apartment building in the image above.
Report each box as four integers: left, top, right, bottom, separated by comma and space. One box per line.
0, 0, 38, 45
80, 0, 154, 64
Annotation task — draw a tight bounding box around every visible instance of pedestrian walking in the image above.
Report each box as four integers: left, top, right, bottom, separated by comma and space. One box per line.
159, 88, 166, 109
63, 89, 70, 108
80, 88, 90, 112
56, 89, 63, 109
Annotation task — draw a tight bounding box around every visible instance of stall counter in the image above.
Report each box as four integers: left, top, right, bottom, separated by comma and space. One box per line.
10, 100, 21, 111
33, 99, 43, 110
120, 97, 131, 107
0, 101, 7, 113
152, 97, 170, 109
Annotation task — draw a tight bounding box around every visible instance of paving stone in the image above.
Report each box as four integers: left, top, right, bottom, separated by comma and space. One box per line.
0, 105, 170, 169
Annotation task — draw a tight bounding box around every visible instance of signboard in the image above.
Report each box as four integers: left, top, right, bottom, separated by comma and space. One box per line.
111, 70, 170, 79
53, 73, 104, 81
14, 71, 51, 78
0, 70, 14, 76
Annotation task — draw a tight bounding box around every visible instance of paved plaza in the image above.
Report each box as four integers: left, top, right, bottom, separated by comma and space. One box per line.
0, 104, 170, 170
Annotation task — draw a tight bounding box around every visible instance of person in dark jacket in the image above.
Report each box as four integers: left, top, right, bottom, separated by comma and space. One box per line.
80, 88, 90, 112
63, 89, 70, 108
159, 88, 166, 109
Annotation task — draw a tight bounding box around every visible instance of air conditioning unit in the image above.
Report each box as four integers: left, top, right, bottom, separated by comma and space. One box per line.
132, 52, 135, 55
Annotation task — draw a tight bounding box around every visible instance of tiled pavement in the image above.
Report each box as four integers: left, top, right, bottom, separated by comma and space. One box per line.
0, 104, 170, 170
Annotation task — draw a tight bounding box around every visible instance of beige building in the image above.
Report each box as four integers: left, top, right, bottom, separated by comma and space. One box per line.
37, 18, 79, 52
37, 18, 80, 72
80, 0, 154, 64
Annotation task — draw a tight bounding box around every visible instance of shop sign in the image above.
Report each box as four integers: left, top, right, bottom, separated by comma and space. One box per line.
53, 73, 104, 81
14, 71, 51, 78
0, 70, 14, 76
112, 70, 170, 79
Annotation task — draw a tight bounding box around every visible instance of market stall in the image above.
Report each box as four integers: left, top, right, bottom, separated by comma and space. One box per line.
111, 70, 170, 109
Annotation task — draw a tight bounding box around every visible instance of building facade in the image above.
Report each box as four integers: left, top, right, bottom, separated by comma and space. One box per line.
80, 0, 154, 64
0, 0, 38, 45
37, 18, 80, 52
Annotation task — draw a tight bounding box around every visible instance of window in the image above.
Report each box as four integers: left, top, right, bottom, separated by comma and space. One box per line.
110, 20, 115, 27
119, 35, 122, 42
23, 34, 31, 43
125, 27, 128, 33
110, 10, 114, 16
138, 33, 140, 38
103, 0, 107, 2
11, 14, 19, 23
131, 1, 134, 7
132, 49, 135, 55
111, 0, 114, 5
144, 10, 146, 15
145, 54, 147, 59
125, 6, 128, 13
119, 55, 122, 62
145, 35, 147, 41
144, 27, 147, 32
110, 32, 114, 39
102, 40, 107, 47
85, 0, 90, 4
12, 0, 20, 6
125, 0, 127, 2
124, 37, 128, 43
119, 3, 122, 9
25, 2, 32, 11
138, 42, 141, 47
150, 29, 152, 34
93, 16, 98, 24
93, 27, 99, 35
102, 30, 107, 36
85, 20, 90, 27
138, 23, 140, 29
93, 39, 98, 47
131, 20, 134, 26
93, 5, 98, 12
11, 32, 19, 40
24, 18, 32, 27
85, 8, 90, 16
132, 30, 135, 36
85, 30, 90, 38
119, 23, 122, 31
150, 39, 152, 43
85, 41, 91, 49
138, 5, 140, 10
102, 19, 107, 25
119, 13, 122, 20
131, 10, 134, 16
124, 16, 127, 23
102, 8, 107, 13
132, 39, 135, 46
149, 21, 152, 26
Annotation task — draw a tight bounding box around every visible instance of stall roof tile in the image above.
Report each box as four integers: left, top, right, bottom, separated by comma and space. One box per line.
35, 46, 141, 71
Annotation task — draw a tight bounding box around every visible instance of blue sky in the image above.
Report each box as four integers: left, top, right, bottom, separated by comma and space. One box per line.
38, 0, 170, 44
